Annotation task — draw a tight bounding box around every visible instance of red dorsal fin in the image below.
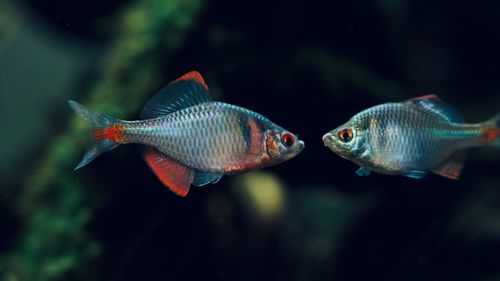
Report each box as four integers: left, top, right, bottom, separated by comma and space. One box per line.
140, 71, 212, 119
411, 94, 440, 101
175, 71, 208, 90
143, 147, 194, 197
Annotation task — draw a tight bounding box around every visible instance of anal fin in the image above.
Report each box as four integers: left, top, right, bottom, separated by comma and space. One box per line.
143, 147, 194, 196
433, 152, 466, 180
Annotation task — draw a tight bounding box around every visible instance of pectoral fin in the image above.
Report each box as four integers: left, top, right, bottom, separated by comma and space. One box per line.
405, 170, 427, 179
193, 171, 223, 186
143, 147, 194, 197
355, 167, 372, 177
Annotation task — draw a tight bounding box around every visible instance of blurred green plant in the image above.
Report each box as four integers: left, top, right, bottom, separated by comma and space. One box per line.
0, 0, 204, 280
0, 1, 18, 54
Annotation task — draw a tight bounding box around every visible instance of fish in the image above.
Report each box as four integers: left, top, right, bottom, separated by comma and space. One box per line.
322, 95, 499, 179
69, 71, 304, 196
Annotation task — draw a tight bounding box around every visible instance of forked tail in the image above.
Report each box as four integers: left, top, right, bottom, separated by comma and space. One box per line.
68, 100, 125, 170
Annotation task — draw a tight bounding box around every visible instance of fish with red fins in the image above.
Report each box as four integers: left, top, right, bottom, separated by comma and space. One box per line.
323, 95, 499, 179
69, 71, 304, 196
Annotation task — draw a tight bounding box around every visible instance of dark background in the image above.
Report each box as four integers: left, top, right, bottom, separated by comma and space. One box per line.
0, 0, 499, 280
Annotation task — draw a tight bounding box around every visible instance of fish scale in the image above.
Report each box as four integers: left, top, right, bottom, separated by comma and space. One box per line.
323, 95, 499, 179
121, 103, 253, 171
360, 103, 474, 171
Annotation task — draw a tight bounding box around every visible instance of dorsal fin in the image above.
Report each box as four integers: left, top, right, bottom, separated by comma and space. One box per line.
143, 147, 194, 197
404, 95, 463, 123
140, 71, 212, 119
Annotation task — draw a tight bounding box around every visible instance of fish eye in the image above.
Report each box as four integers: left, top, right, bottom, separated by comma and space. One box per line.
338, 129, 353, 143
281, 132, 295, 147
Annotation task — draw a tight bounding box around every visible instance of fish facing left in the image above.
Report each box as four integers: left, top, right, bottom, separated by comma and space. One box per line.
69, 71, 304, 196
322, 95, 499, 180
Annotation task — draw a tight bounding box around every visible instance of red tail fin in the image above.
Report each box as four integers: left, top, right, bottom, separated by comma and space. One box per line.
69, 100, 122, 170
485, 113, 500, 146
94, 124, 126, 143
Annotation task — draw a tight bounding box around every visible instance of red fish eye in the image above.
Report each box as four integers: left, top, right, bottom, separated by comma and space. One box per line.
281, 133, 295, 146
338, 129, 353, 142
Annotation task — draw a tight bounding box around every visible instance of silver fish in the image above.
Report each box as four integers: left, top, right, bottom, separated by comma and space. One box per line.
322, 95, 499, 179
70, 71, 304, 196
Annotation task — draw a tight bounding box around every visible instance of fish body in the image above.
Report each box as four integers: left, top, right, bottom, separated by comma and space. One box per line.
122, 102, 290, 173
322, 95, 499, 179
70, 71, 304, 196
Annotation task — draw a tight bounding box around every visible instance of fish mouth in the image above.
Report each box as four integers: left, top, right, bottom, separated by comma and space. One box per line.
297, 140, 305, 150
322, 133, 335, 146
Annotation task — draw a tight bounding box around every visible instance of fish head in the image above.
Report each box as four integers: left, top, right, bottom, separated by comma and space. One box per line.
263, 129, 305, 162
322, 119, 367, 161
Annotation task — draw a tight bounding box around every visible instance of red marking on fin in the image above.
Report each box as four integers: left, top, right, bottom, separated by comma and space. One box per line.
411, 94, 441, 101
175, 71, 208, 90
143, 147, 193, 197
94, 124, 125, 143
486, 128, 500, 142
433, 153, 465, 180
434, 162, 463, 180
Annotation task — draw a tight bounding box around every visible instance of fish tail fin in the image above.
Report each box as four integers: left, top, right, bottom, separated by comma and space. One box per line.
68, 100, 125, 170
483, 112, 500, 147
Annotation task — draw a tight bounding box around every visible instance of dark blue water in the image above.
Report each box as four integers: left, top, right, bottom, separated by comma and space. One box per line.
0, 1, 499, 280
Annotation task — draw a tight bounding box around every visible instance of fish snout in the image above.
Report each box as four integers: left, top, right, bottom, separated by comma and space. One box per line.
298, 140, 305, 148
322, 132, 335, 146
